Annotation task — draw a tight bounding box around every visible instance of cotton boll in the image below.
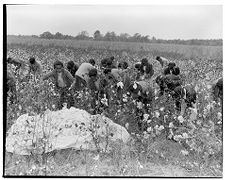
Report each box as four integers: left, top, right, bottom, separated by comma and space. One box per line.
182, 133, 188, 139
189, 108, 197, 121
147, 127, 152, 132
217, 112, 222, 120
178, 116, 185, 123
154, 111, 160, 118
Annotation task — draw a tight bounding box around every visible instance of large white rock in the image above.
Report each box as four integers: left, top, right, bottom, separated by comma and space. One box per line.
6, 107, 130, 155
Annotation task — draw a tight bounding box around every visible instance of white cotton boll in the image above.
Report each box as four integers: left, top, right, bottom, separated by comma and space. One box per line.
143, 114, 149, 120
133, 83, 137, 89
122, 98, 128, 102
52, 104, 56, 109
147, 127, 152, 132
173, 135, 182, 141
178, 116, 185, 123
206, 104, 212, 111
158, 125, 164, 131
182, 133, 188, 139
154, 111, 160, 118
117, 81, 124, 89
181, 150, 189, 156
18, 105, 22, 111
93, 154, 100, 161
206, 85, 212, 89
62, 103, 67, 109
137, 102, 143, 109
125, 123, 129, 130
169, 122, 174, 128
147, 120, 152, 123
217, 112, 222, 120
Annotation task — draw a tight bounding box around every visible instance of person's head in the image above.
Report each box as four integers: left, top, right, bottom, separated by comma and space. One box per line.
89, 59, 95, 66
29, 57, 36, 65
156, 56, 161, 61
54, 60, 64, 73
107, 58, 113, 66
110, 56, 115, 61
7, 57, 12, 63
134, 63, 141, 71
168, 62, 176, 69
172, 67, 180, 75
123, 61, 129, 69
118, 62, 123, 69
67, 61, 75, 70
101, 58, 108, 68
141, 58, 148, 65
212, 78, 223, 102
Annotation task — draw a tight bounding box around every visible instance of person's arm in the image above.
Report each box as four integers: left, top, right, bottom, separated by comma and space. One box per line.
65, 69, 75, 82
65, 69, 75, 90
42, 70, 54, 81
37, 63, 42, 75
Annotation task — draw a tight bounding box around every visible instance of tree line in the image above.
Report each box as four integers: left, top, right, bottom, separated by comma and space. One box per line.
29, 30, 222, 46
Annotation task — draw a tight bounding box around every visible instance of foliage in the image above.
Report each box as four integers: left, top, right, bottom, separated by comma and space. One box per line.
5, 40, 223, 176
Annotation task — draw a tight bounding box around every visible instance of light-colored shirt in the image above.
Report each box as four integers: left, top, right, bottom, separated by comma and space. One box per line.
57, 72, 66, 88
159, 57, 170, 68
75, 63, 95, 83
111, 68, 123, 81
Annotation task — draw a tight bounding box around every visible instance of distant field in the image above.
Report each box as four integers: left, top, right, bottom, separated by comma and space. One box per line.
7, 36, 223, 60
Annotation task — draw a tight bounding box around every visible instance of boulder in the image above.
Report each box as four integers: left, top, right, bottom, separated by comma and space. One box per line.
6, 107, 130, 155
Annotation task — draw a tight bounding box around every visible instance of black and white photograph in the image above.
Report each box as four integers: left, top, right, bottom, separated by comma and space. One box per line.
4, 2, 223, 177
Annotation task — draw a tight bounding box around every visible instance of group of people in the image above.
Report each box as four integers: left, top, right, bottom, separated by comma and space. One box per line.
7, 55, 223, 119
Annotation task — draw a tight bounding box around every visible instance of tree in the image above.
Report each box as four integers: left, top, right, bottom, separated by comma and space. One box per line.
93, 30, 102, 40
119, 33, 130, 42
104, 31, 117, 41
55, 32, 64, 39
75, 31, 90, 40
39, 31, 54, 39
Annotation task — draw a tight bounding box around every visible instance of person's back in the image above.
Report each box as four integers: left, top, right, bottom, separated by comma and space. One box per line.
76, 62, 95, 83
212, 78, 223, 103
156, 56, 170, 68
28, 57, 42, 76
164, 74, 182, 91
7, 71, 17, 103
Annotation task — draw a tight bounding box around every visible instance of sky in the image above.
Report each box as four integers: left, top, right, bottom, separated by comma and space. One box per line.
6, 5, 223, 40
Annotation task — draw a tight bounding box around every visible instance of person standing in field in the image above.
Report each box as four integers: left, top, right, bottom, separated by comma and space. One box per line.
7, 57, 25, 71
172, 85, 197, 114
212, 78, 223, 104
155, 56, 170, 68
163, 62, 180, 76
26, 57, 42, 81
66, 60, 79, 78
139, 58, 154, 80
87, 69, 110, 114
69, 60, 96, 91
7, 70, 17, 104
42, 60, 75, 109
